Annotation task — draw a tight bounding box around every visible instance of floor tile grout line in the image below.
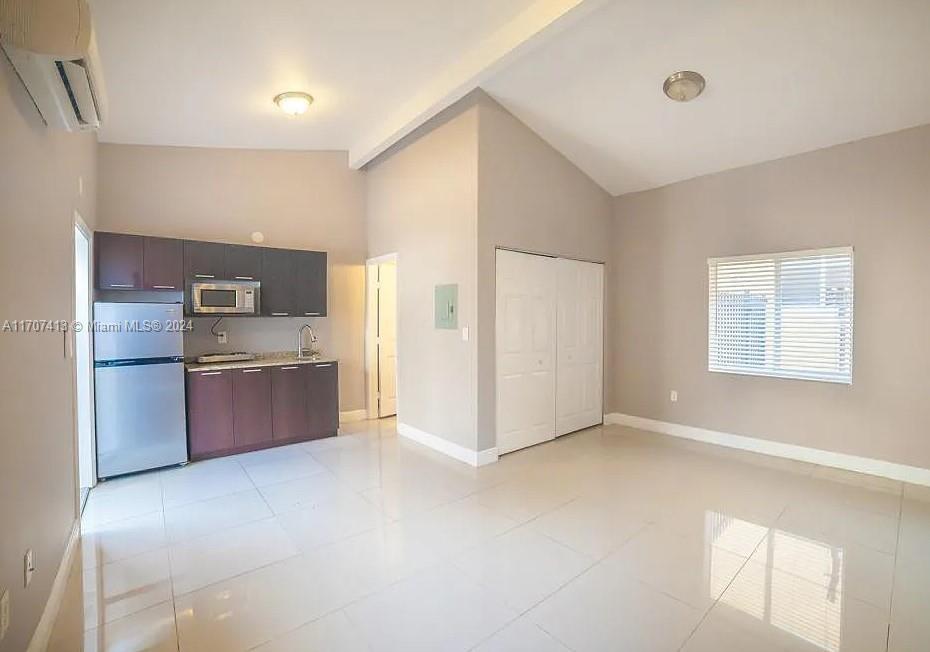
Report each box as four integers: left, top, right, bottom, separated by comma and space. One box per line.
81, 421, 915, 651
244, 543, 468, 651
451, 497, 631, 652
249, 490, 586, 651
169, 545, 304, 600
674, 503, 790, 652
157, 471, 180, 652
885, 488, 905, 652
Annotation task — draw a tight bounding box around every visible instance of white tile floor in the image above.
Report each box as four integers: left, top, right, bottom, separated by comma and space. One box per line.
66, 418, 930, 651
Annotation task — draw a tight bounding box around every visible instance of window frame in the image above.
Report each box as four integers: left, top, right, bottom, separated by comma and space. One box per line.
707, 246, 855, 385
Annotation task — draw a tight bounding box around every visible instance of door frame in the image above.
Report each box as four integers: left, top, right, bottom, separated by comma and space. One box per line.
365, 253, 398, 419
72, 212, 97, 502
493, 246, 606, 454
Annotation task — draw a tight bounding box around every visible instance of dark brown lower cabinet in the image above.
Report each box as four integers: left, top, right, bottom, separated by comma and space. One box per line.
187, 370, 234, 457
307, 362, 339, 439
232, 368, 273, 447
187, 361, 338, 460
271, 365, 309, 439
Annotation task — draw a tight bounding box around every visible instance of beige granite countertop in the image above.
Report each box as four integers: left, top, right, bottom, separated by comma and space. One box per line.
185, 351, 338, 372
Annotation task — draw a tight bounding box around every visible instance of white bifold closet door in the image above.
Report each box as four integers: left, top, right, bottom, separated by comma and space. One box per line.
495, 249, 604, 455
496, 249, 558, 454
556, 257, 604, 436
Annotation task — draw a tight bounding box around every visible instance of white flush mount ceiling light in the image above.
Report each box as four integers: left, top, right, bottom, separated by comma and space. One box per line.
274, 91, 313, 116
663, 71, 705, 102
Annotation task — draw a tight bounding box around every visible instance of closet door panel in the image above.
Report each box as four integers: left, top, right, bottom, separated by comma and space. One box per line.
556, 257, 604, 436
495, 249, 558, 454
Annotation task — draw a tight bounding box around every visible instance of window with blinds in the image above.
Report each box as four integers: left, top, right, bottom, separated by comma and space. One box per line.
708, 247, 854, 384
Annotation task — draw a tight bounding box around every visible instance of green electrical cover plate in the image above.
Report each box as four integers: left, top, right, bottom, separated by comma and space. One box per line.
434, 284, 458, 329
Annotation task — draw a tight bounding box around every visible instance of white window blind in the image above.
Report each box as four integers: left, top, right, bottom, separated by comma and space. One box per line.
708, 247, 854, 384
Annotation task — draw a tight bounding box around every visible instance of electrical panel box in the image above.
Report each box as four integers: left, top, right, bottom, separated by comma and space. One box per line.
434, 284, 458, 329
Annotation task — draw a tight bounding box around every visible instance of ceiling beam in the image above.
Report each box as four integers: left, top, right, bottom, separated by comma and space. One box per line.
347, 0, 607, 169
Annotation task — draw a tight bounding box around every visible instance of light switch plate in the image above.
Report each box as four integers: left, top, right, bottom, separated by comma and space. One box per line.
0, 589, 9, 642
670, 390, 678, 402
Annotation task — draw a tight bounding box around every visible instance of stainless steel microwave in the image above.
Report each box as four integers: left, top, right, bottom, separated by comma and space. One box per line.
190, 280, 260, 315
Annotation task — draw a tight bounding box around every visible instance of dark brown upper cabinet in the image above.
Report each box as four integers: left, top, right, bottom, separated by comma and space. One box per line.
232, 367, 273, 447
261, 248, 296, 316
95, 231, 327, 314
293, 251, 327, 317
271, 365, 309, 440
224, 244, 263, 282
142, 237, 183, 290
183, 240, 226, 280
306, 362, 339, 439
96, 232, 144, 290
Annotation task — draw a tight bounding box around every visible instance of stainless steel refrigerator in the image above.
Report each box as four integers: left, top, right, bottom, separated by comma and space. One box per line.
94, 302, 188, 478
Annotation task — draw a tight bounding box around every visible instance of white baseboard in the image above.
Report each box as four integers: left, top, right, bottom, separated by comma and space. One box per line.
397, 422, 498, 467
339, 409, 368, 424
605, 413, 930, 487
26, 519, 80, 652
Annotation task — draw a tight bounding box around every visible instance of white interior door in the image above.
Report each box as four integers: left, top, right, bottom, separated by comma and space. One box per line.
496, 249, 557, 454
556, 257, 604, 436
377, 262, 398, 417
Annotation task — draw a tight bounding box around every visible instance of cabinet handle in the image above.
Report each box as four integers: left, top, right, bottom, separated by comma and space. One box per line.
200, 371, 222, 376
314, 363, 333, 368
152, 285, 176, 289
271, 312, 289, 316
304, 312, 321, 316
280, 366, 299, 370
234, 276, 254, 280
242, 368, 262, 373
108, 283, 134, 288
194, 274, 215, 279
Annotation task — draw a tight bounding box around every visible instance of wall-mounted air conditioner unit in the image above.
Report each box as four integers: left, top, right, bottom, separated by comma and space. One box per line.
0, 0, 106, 131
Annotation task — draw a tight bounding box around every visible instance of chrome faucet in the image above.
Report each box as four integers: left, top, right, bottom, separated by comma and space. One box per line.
297, 323, 318, 359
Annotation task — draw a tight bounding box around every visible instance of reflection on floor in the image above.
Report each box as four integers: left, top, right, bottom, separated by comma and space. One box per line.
50, 417, 930, 651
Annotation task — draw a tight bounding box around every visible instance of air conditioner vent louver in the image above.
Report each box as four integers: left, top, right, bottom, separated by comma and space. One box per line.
54, 58, 98, 127
0, 36, 105, 131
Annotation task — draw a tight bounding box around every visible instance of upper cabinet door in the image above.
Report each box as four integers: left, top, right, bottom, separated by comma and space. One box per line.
143, 237, 183, 290
96, 232, 143, 289
261, 248, 295, 316
224, 245, 263, 282
183, 240, 226, 280
293, 251, 328, 317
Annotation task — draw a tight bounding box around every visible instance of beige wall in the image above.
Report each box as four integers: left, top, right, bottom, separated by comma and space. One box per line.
0, 56, 97, 651
609, 124, 930, 470
476, 95, 612, 450
366, 101, 480, 451
97, 144, 367, 411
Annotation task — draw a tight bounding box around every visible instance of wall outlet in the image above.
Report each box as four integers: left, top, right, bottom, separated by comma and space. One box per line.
0, 589, 9, 642
670, 390, 678, 403
217, 331, 228, 344
24, 549, 35, 587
